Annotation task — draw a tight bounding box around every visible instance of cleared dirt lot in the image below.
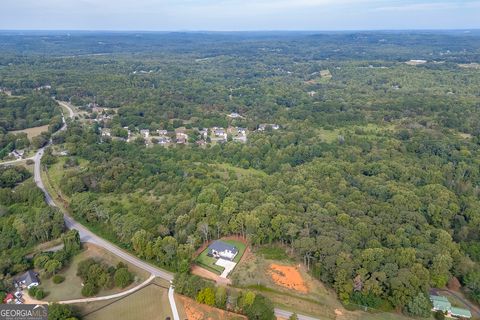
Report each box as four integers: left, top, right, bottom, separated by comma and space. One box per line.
177, 295, 246, 320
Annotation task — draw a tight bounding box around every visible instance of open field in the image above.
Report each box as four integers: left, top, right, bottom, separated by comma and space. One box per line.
10, 124, 49, 139
40, 243, 149, 302
177, 295, 246, 320
75, 281, 172, 320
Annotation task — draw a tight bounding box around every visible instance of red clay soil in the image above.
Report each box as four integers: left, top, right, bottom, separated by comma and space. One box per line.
268, 264, 309, 293
178, 295, 247, 320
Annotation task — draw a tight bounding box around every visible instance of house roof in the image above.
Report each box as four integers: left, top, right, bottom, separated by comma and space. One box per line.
209, 241, 238, 254
431, 299, 451, 312
15, 270, 39, 286
450, 307, 472, 318
3, 293, 14, 303
430, 295, 449, 303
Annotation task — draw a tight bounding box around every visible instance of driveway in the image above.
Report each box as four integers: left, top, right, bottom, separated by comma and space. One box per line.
215, 259, 236, 278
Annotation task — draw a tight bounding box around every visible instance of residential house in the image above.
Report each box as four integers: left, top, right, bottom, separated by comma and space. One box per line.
198, 128, 208, 140
213, 127, 226, 137
101, 128, 111, 137
207, 241, 238, 261
227, 112, 243, 119
157, 129, 168, 136
9, 149, 24, 160
233, 136, 247, 143
157, 136, 171, 145
258, 124, 280, 131
14, 270, 40, 290
176, 132, 188, 144
140, 129, 150, 138
212, 127, 227, 141
430, 295, 471, 319
236, 127, 247, 135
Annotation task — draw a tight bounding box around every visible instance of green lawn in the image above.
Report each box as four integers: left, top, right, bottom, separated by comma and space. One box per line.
40, 244, 148, 302
79, 283, 172, 320
195, 249, 225, 275
194, 239, 247, 275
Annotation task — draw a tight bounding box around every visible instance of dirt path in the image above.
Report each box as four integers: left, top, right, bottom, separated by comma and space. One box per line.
191, 265, 231, 285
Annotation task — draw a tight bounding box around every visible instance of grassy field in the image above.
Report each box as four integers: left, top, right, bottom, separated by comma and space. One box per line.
40, 243, 149, 302
78, 282, 172, 320
195, 239, 246, 275
10, 125, 49, 140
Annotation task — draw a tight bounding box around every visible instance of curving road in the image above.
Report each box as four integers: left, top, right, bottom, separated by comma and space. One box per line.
31, 100, 180, 319
12, 99, 313, 320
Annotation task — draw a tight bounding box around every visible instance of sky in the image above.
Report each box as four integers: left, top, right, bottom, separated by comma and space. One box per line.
0, 0, 479, 31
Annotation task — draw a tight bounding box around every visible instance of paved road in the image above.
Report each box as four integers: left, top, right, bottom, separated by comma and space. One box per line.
274, 308, 320, 320
0, 157, 34, 166
168, 286, 180, 320
59, 275, 155, 305
31, 100, 180, 319
31, 99, 312, 320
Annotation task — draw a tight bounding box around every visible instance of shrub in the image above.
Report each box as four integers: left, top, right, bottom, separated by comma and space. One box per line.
28, 286, 38, 298
81, 282, 97, 297
434, 311, 445, 320
34, 288, 46, 300
52, 275, 65, 284
114, 268, 133, 288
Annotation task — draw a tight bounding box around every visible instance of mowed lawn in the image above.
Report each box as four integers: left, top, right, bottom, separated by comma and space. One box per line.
194, 239, 246, 275
40, 244, 149, 302
81, 283, 172, 320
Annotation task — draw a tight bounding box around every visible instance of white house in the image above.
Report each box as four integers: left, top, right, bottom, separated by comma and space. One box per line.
208, 241, 238, 261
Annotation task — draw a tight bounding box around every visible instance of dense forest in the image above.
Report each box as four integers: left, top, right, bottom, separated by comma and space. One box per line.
0, 94, 59, 131
1, 31, 480, 317
0, 166, 65, 285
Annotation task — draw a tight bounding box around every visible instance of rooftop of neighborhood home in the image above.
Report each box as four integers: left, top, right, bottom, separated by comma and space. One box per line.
14, 270, 39, 287
208, 240, 239, 256
429, 294, 472, 319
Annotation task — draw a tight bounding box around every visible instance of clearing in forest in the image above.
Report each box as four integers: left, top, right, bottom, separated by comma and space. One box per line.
10, 125, 49, 140
268, 264, 308, 293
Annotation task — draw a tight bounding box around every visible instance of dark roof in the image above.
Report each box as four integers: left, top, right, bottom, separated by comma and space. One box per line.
208, 241, 238, 254
15, 270, 39, 286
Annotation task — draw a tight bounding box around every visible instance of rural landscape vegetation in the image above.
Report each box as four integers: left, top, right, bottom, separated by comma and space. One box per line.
1, 27, 480, 320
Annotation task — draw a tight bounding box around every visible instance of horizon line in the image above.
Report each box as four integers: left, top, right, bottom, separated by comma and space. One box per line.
0, 28, 479, 33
